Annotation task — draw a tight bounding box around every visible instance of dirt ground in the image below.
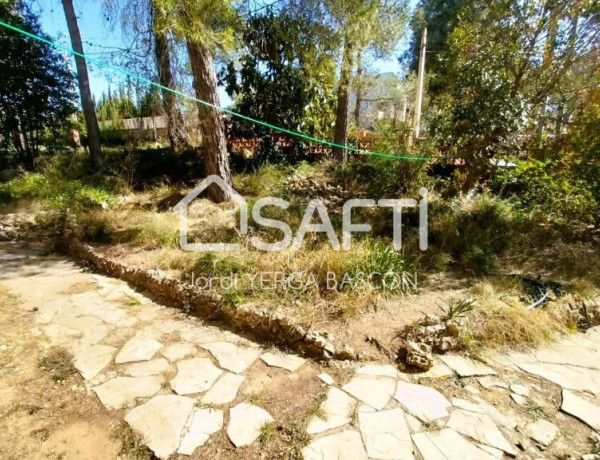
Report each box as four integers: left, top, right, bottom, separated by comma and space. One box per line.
0, 286, 122, 460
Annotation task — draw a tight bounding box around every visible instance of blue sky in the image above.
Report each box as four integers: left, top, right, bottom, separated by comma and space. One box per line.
35, 0, 416, 108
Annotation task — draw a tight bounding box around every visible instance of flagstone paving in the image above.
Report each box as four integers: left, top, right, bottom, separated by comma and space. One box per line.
2, 243, 600, 459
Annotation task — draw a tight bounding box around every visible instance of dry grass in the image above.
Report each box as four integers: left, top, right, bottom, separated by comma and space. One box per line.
109, 421, 152, 460
462, 278, 574, 350
96, 234, 416, 328
38, 347, 76, 382
73, 165, 599, 355
511, 240, 600, 292
256, 389, 326, 459
80, 194, 239, 250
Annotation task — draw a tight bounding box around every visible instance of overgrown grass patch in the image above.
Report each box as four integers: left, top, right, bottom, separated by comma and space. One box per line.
0, 172, 117, 213
55, 161, 599, 353
460, 278, 574, 350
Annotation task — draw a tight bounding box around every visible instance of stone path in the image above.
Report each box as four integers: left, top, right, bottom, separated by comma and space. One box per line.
1, 242, 600, 459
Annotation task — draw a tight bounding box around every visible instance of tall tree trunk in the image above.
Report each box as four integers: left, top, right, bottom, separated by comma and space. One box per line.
152, 4, 186, 152
332, 38, 354, 162
537, 11, 559, 142
186, 40, 232, 202
353, 49, 363, 127
61, 0, 103, 171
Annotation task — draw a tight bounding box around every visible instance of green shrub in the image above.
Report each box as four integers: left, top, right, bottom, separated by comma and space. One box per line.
332, 140, 428, 198
193, 252, 249, 277
349, 240, 416, 293
490, 156, 598, 226
428, 194, 520, 273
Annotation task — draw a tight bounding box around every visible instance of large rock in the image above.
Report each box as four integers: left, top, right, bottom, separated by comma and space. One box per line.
358, 408, 414, 459
226, 403, 274, 447
170, 358, 222, 395
302, 430, 368, 460
394, 381, 451, 423
405, 341, 433, 370
93, 375, 163, 409
125, 395, 194, 459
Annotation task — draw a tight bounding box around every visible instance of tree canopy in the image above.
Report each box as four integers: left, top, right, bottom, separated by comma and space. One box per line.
0, 0, 77, 170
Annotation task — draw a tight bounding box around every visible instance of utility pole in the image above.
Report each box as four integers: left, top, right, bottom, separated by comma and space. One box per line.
414, 27, 427, 140
401, 96, 408, 122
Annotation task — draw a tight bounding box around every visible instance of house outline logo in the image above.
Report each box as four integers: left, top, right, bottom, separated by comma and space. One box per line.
173, 175, 248, 252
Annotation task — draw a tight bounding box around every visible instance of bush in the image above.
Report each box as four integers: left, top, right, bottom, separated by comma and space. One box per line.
490, 156, 598, 226
427, 194, 520, 273
332, 120, 430, 198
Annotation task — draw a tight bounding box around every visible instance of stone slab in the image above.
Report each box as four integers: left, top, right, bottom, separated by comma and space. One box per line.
307, 387, 356, 435
478, 376, 509, 390
524, 419, 559, 447
412, 428, 498, 460
160, 342, 196, 362
439, 354, 496, 377
177, 408, 223, 455
358, 408, 414, 460
201, 372, 244, 405
447, 408, 517, 456
518, 362, 600, 395
302, 430, 368, 460
356, 364, 398, 378
125, 395, 194, 459
93, 375, 163, 409
115, 336, 163, 364
394, 381, 451, 423
226, 403, 274, 447
122, 358, 170, 377
341, 375, 396, 410
260, 351, 305, 372
170, 357, 222, 395
561, 389, 600, 431
73, 344, 116, 380
202, 342, 260, 374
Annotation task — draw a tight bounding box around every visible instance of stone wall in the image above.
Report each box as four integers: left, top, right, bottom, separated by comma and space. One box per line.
63, 216, 357, 361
